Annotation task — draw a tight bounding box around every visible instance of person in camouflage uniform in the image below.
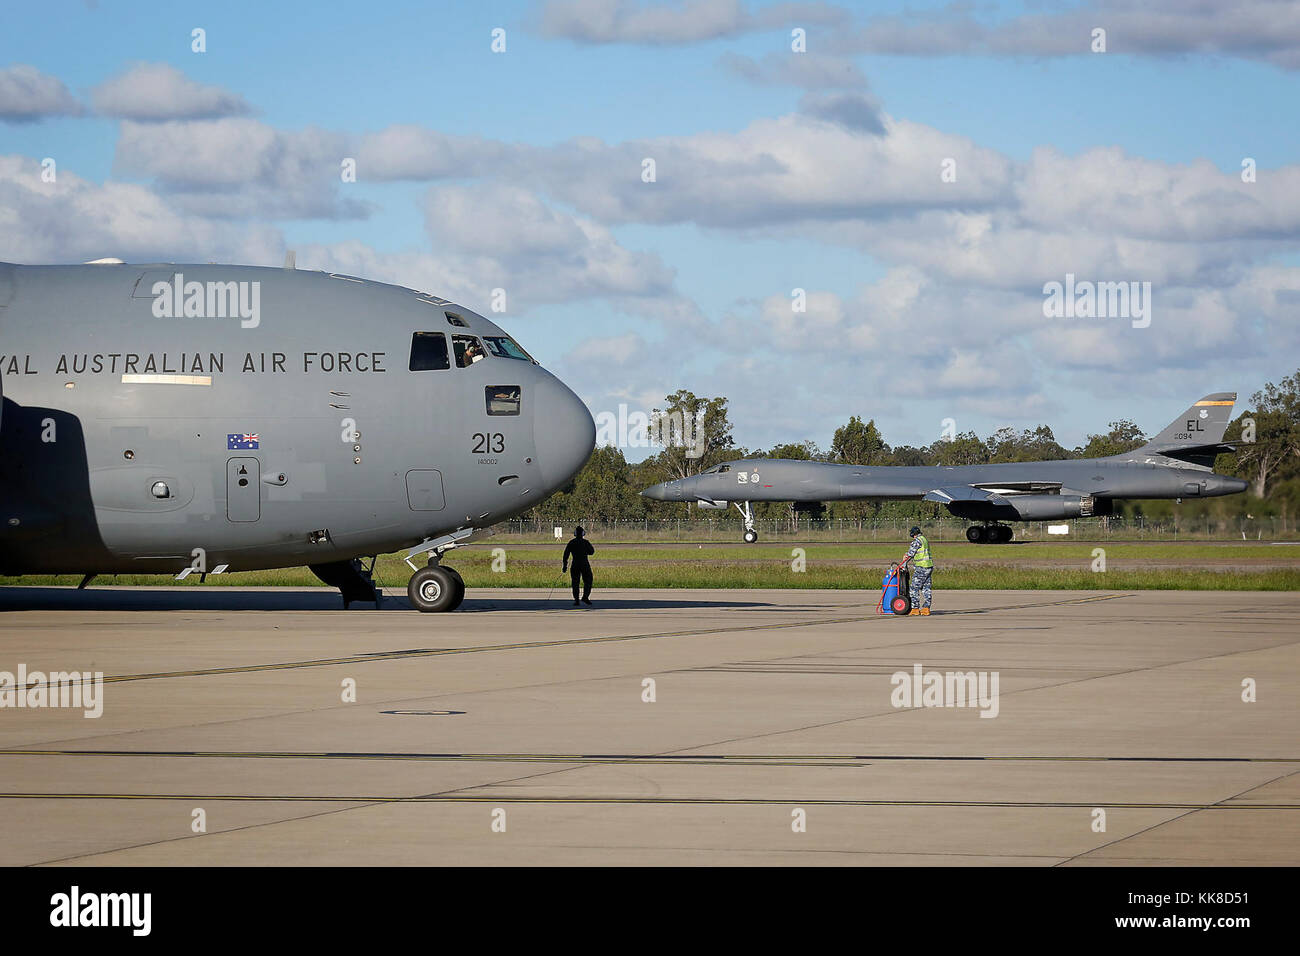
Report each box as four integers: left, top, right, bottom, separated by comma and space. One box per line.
901, 526, 933, 616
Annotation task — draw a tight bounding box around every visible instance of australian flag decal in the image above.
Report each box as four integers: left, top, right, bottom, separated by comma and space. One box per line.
227, 433, 260, 450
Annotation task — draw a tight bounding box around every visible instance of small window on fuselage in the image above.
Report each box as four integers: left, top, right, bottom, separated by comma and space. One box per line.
453, 334, 485, 368
449, 335, 486, 369
409, 332, 450, 371
486, 385, 521, 416
445, 312, 470, 328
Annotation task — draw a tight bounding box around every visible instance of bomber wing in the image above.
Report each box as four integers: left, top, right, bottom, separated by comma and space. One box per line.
923, 481, 1063, 504
968, 480, 1063, 495
922, 485, 1009, 506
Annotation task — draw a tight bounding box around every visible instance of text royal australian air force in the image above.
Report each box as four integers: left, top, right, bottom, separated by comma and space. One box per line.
0, 351, 389, 377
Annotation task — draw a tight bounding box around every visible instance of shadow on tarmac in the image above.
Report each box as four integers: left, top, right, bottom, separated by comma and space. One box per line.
0, 587, 775, 614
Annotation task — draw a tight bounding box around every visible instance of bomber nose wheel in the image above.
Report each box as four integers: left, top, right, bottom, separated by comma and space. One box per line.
408, 565, 465, 612
734, 501, 758, 543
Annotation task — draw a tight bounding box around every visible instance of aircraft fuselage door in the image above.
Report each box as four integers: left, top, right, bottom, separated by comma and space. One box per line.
227, 457, 261, 521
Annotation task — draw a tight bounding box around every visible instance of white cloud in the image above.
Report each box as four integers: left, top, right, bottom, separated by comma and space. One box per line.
828, 0, 1300, 69
0, 65, 83, 122
423, 183, 688, 309
355, 125, 508, 181
292, 185, 699, 320
113, 118, 364, 219
540, 0, 1300, 70
0, 155, 281, 263
92, 63, 251, 121
537, 0, 846, 45
527, 114, 1014, 228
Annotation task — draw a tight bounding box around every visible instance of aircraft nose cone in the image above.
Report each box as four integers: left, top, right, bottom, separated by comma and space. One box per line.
642, 480, 688, 501
641, 482, 670, 500
533, 375, 595, 490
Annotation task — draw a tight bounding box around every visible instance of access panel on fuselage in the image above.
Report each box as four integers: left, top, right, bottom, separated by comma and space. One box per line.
226, 457, 261, 521
406, 469, 446, 511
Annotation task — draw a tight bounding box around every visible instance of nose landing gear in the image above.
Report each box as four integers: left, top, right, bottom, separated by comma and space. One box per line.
734, 501, 758, 543
407, 563, 465, 612
403, 528, 476, 612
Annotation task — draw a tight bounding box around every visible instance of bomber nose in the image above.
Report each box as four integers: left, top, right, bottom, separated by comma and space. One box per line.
642, 479, 687, 501
533, 375, 595, 490
642, 482, 670, 501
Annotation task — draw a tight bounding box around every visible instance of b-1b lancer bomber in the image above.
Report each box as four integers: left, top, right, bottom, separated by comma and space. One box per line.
0, 260, 595, 610
642, 394, 1249, 543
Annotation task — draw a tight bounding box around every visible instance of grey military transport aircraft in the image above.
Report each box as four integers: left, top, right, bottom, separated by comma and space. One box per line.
642, 394, 1249, 543
0, 259, 595, 611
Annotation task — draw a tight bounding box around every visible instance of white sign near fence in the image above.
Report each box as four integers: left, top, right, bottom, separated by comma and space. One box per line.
554, 527, 564, 539
1047, 524, 1070, 535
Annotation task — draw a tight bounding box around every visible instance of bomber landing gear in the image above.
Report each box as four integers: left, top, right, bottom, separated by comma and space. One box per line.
734, 501, 758, 543
966, 524, 1013, 544
407, 563, 465, 613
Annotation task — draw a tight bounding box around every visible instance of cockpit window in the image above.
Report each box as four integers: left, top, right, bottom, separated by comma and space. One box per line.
486, 385, 521, 416
452, 334, 485, 368
703, 464, 730, 474
483, 336, 535, 363
409, 332, 449, 371
445, 312, 470, 328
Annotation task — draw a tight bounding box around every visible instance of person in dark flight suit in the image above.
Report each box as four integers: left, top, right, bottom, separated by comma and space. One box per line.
562, 526, 595, 606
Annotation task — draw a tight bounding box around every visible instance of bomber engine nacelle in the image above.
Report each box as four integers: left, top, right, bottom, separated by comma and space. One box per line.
946, 494, 1113, 522
1009, 494, 1113, 520
1007, 495, 1085, 520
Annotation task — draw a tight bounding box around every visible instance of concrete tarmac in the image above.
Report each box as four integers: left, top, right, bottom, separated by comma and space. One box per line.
0, 586, 1296, 866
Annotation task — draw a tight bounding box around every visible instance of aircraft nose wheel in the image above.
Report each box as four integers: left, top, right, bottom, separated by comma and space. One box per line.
743, 529, 759, 544
408, 565, 466, 612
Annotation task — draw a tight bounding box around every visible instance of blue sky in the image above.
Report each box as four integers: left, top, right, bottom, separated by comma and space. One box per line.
3, 0, 1298, 456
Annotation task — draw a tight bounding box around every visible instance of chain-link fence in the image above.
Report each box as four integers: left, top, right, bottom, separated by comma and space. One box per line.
499, 516, 1297, 542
